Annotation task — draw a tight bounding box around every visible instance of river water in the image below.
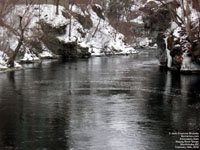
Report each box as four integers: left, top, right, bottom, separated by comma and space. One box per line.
0, 50, 199, 150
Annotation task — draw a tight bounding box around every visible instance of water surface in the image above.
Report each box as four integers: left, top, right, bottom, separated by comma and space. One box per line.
0, 51, 199, 150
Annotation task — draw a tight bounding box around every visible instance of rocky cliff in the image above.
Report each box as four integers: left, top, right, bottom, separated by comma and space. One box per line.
0, 3, 137, 70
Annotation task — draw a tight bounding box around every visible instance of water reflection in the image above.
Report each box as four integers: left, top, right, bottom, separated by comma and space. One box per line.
0, 54, 199, 150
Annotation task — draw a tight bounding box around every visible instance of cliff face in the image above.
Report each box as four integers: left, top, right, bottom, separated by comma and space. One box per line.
163, 0, 200, 72
0, 3, 137, 70
130, 0, 200, 72
104, 0, 171, 48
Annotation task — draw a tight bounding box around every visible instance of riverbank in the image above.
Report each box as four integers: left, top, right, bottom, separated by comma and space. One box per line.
0, 50, 140, 73
0, 3, 138, 71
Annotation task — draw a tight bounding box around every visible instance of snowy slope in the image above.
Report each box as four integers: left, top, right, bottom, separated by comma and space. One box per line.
55, 4, 138, 56
0, 3, 138, 70
0, 51, 8, 70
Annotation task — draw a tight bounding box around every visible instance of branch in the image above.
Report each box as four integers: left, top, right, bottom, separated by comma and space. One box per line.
0, 18, 20, 36
159, 0, 184, 26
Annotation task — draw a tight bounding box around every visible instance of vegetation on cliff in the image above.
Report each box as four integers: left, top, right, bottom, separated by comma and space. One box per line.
161, 0, 200, 71
0, 0, 137, 70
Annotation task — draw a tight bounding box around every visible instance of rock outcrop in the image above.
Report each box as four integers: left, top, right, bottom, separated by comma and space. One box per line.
163, 0, 200, 72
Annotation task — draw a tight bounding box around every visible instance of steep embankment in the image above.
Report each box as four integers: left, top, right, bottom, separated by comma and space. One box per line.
134, 0, 200, 72
0, 4, 137, 71
163, 1, 200, 72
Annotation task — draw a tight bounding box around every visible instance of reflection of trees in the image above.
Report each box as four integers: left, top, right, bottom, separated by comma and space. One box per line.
0, 71, 24, 148
142, 70, 200, 146
0, 65, 72, 149
181, 75, 200, 132
137, 69, 175, 150
20, 61, 71, 149
182, 75, 200, 105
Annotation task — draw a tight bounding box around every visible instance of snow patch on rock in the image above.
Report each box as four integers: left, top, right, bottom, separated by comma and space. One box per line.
20, 50, 40, 63
130, 16, 143, 24
181, 52, 200, 71
0, 52, 9, 70
0, 51, 22, 70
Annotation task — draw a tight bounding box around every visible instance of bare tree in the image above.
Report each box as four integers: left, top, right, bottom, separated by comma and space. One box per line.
68, 0, 75, 39
160, 0, 200, 41
55, 0, 60, 15
92, 18, 101, 38
0, 1, 34, 67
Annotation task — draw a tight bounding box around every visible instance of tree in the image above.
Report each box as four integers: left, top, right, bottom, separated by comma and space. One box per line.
158, 0, 200, 68
55, 0, 60, 15
159, 0, 200, 41
0, 0, 34, 67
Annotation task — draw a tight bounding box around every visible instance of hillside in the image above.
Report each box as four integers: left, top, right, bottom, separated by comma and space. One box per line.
0, 2, 137, 70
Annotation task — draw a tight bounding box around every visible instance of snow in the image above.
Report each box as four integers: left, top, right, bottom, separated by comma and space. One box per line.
150, 43, 158, 49
14, 62, 22, 68
168, 21, 178, 33
34, 5, 68, 27
173, 26, 181, 37
190, 8, 200, 23
163, 0, 174, 3
139, 37, 152, 47
39, 43, 55, 58
130, 16, 143, 24
0, 3, 139, 71
39, 51, 53, 58
20, 51, 40, 62
118, 47, 138, 55
72, 4, 86, 16
0, 52, 8, 69
147, 0, 160, 5
181, 52, 200, 71
131, 5, 139, 11
181, 54, 191, 70
0, 51, 22, 70
176, 7, 183, 20
57, 4, 138, 56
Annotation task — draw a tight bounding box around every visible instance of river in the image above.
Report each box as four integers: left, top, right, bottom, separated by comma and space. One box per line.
0, 50, 199, 150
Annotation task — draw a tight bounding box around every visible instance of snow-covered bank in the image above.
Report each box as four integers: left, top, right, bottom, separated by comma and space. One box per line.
0, 4, 139, 70
0, 52, 9, 70
55, 4, 138, 56
0, 52, 22, 71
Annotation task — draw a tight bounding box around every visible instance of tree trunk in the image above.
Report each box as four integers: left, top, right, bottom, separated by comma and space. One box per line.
7, 16, 24, 68
185, 1, 194, 41
39, 2, 41, 21
56, 0, 59, 15
69, 1, 73, 39
180, 0, 186, 24
7, 37, 23, 68
0, 19, 19, 36
92, 19, 101, 38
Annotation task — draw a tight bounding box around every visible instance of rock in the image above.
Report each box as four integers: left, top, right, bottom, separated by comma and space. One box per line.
92, 5, 105, 20
40, 20, 67, 35
61, 42, 91, 58
68, 12, 93, 30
